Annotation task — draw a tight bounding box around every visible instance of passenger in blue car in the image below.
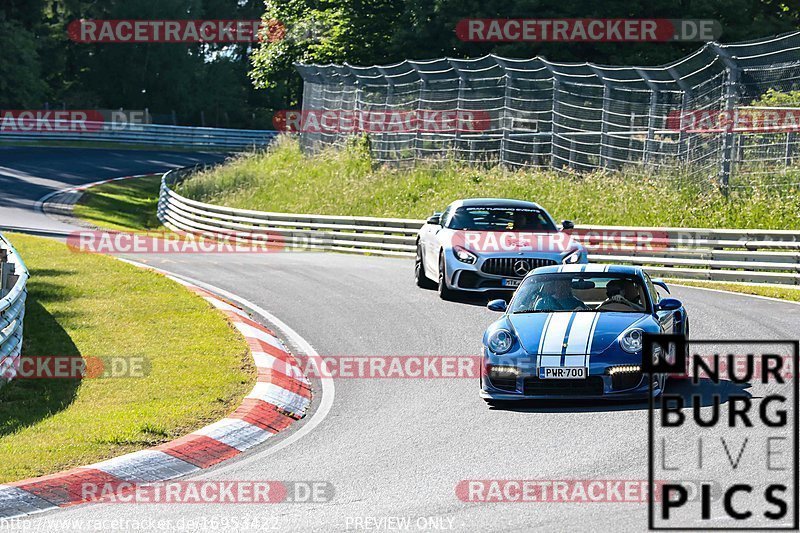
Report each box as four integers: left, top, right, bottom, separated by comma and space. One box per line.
533, 279, 588, 311
598, 279, 646, 312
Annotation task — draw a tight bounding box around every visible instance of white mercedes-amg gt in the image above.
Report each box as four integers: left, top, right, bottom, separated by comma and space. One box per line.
415, 198, 588, 299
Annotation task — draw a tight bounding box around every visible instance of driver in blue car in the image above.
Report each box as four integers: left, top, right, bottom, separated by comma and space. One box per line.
533, 279, 588, 311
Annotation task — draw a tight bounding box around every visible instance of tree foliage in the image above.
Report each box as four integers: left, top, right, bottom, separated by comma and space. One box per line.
1, 1, 798, 126
0, 0, 279, 127
251, 0, 800, 108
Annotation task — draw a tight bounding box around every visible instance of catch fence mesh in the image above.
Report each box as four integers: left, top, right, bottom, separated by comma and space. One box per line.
295, 32, 800, 188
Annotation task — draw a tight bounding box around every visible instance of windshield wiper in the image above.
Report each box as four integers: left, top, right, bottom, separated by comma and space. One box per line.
511, 309, 548, 314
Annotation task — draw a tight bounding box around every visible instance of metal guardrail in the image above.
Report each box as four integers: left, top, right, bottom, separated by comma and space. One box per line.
0, 121, 278, 151
0, 234, 29, 388
159, 168, 800, 285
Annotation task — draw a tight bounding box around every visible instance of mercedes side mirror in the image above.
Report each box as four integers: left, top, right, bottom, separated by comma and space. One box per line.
561, 220, 575, 230
427, 212, 442, 225
487, 299, 507, 312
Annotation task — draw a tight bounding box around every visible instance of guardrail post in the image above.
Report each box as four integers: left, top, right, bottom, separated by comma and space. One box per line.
0, 262, 12, 298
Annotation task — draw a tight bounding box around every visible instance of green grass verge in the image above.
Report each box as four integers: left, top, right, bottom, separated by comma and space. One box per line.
669, 280, 800, 303
174, 135, 800, 230
0, 233, 254, 482
73, 175, 163, 231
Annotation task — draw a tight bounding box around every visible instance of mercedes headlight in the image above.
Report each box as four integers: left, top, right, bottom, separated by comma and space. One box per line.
562, 249, 582, 264
453, 245, 478, 264
619, 328, 644, 354
488, 329, 515, 354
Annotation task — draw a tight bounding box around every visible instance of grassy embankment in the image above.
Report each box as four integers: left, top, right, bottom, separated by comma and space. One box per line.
176, 136, 800, 229
0, 233, 254, 482
75, 135, 800, 302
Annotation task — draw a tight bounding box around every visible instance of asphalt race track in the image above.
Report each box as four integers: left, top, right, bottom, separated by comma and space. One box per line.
0, 146, 223, 231
1, 148, 799, 532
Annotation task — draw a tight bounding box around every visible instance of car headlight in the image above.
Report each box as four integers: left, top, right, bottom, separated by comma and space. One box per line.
453, 245, 478, 264
562, 249, 582, 264
488, 329, 515, 354
619, 328, 644, 353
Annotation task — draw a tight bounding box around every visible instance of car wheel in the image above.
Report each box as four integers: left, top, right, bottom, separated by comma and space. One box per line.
484, 399, 506, 408
415, 243, 436, 289
438, 253, 456, 300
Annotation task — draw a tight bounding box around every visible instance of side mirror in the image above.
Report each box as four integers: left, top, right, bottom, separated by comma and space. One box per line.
652, 279, 671, 294
487, 299, 507, 312
426, 212, 442, 225
561, 220, 575, 230
656, 298, 682, 312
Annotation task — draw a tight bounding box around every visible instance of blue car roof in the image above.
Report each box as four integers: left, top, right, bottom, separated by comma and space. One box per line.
528, 264, 644, 276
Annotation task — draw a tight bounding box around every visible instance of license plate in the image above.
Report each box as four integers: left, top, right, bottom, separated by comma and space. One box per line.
502, 279, 521, 287
539, 367, 588, 379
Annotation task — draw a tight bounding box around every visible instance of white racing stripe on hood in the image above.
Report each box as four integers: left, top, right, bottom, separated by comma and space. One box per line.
565, 313, 598, 354
540, 312, 574, 354
536, 313, 554, 355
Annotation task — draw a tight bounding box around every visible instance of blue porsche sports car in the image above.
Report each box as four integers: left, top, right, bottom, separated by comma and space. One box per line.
480, 264, 688, 403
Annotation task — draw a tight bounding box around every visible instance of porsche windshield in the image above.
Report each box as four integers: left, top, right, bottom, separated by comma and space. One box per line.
510, 273, 651, 313
446, 206, 556, 232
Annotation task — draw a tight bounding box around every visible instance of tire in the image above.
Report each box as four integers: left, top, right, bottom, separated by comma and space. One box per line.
484, 399, 506, 408
415, 243, 436, 289
670, 318, 691, 381
438, 253, 457, 300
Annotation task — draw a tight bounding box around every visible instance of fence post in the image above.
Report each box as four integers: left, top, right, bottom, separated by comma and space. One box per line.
549, 78, 560, 170
709, 43, 740, 192
636, 68, 660, 167
455, 73, 465, 161
785, 132, 796, 166
382, 81, 393, 162
539, 60, 560, 170
588, 67, 611, 169
719, 67, 739, 191
568, 139, 577, 170
500, 71, 511, 167
666, 66, 694, 163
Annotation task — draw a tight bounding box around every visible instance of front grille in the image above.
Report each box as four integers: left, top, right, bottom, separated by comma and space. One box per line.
611, 371, 643, 391
455, 270, 505, 289
481, 257, 558, 278
523, 376, 604, 396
